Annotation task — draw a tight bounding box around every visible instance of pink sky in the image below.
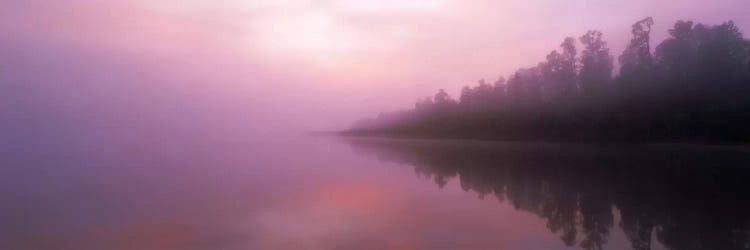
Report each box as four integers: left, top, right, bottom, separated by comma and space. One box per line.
2, 0, 749, 132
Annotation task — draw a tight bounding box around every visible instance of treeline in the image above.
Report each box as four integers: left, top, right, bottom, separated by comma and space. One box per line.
346, 138, 750, 250
349, 18, 750, 142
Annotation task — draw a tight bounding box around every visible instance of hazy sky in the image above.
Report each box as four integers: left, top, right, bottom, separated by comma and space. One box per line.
2, 0, 749, 133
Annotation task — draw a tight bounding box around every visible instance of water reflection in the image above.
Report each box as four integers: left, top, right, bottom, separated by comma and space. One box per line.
4, 136, 750, 249
345, 137, 750, 250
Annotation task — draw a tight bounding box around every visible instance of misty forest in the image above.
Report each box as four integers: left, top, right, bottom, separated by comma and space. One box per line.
348, 18, 750, 142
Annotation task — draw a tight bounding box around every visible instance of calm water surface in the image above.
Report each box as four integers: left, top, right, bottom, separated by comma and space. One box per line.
2, 135, 750, 250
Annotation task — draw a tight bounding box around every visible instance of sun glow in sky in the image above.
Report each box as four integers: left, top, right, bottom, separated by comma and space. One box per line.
335, 0, 447, 13
2, 0, 750, 131
252, 9, 359, 68
243, 0, 451, 69
131, 0, 452, 69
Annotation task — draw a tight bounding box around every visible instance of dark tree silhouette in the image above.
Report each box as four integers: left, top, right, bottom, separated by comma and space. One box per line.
346, 18, 750, 143
620, 17, 655, 80
579, 30, 614, 95
549, 37, 579, 98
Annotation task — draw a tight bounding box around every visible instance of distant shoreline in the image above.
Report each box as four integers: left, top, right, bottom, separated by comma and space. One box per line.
336, 130, 750, 147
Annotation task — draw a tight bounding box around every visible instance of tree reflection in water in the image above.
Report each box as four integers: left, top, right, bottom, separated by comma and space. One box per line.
345, 138, 750, 250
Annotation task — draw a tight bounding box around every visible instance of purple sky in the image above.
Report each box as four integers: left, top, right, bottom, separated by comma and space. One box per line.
2, 0, 749, 132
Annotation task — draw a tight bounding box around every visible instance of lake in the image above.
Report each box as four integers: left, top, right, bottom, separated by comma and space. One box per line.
2, 134, 750, 250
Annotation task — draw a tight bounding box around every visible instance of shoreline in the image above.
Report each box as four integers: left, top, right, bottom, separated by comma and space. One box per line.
334, 130, 750, 148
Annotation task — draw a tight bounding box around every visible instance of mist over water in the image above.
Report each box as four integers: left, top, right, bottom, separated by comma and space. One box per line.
4, 132, 750, 249
3, 1, 750, 250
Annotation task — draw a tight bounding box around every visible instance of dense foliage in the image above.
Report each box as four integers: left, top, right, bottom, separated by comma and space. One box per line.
350, 18, 750, 142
